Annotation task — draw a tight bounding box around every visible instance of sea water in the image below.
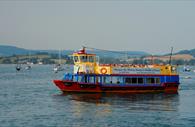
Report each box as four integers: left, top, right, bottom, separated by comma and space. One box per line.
0, 64, 195, 127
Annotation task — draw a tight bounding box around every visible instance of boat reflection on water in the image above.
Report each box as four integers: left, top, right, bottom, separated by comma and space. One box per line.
59, 93, 179, 112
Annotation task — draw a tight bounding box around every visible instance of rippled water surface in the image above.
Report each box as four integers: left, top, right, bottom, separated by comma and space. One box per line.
0, 64, 195, 127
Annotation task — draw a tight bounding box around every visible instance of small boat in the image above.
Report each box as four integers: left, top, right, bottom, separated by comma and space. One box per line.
184, 76, 191, 79
53, 64, 64, 73
25, 64, 31, 70
53, 47, 180, 94
53, 49, 64, 73
38, 61, 43, 65
25, 52, 32, 70
183, 66, 191, 72
16, 64, 21, 71
15, 56, 22, 71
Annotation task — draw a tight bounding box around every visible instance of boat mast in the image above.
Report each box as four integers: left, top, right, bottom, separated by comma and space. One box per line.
169, 47, 173, 65
59, 49, 61, 65
28, 51, 31, 64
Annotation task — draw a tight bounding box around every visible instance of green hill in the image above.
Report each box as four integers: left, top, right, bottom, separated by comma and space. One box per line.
176, 49, 195, 57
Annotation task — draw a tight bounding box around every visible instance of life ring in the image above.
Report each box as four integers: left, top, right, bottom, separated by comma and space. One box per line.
101, 68, 107, 74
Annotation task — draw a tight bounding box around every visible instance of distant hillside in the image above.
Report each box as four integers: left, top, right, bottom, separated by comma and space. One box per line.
0, 45, 149, 58
0, 45, 30, 56
144, 48, 195, 62
176, 49, 195, 57
1, 45, 195, 65
144, 54, 194, 61
0, 45, 73, 57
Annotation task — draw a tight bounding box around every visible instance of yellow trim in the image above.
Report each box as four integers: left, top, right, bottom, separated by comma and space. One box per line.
72, 49, 178, 75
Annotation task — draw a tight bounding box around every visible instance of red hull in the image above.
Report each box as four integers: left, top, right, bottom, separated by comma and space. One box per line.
53, 80, 178, 94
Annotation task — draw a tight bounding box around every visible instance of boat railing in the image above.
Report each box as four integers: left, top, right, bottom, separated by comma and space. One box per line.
63, 73, 73, 81
99, 64, 163, 68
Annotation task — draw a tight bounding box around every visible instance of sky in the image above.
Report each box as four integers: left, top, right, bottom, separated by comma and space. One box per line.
0, 0, 195, 54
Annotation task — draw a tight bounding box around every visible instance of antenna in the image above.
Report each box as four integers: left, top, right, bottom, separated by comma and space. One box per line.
59, 49, 61, 64
151, 55, 154, 64
82, 46, 130, 55
169, 47, 173, 65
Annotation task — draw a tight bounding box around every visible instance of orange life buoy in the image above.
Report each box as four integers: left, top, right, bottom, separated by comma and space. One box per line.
100, 68, 107, 74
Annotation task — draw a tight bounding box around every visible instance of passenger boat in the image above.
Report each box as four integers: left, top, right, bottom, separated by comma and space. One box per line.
53, 47, 180, 93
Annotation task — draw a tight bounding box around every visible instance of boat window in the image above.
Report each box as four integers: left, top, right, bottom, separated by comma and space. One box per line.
88, 56, 94, 62
102, 76, 106, 83
111, 76, 122, 84
77, 75, 83, 82
77, 75, 87, 83
118, 77, 122, 84
112, 77, 117, 84
88, 76, 95, 83
84, 75, 88, 83
74, 56, 79, 62
132, 77, 137, 84
125, 78, 132, 84
95, 76, 100, 83
72, 75, 77, 81
125, 77, 143, 84
138, 78, 144, 84
146, 78, 155, 84
155, 78, 160, 84
102, 76, 112, 84
80, 56, 88, 62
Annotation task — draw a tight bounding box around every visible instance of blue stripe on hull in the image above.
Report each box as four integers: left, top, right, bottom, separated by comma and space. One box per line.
63, 73, 180, 87
160, 75, 179, 84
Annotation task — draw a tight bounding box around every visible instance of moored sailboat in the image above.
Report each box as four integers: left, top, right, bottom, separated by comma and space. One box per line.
53, 49, 64, 73
25, 52, 33, 70
15, 56, 22, 71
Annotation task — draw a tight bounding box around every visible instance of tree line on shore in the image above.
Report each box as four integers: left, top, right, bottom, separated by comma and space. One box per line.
0, 53, 195, 65
100, 57, 195, 65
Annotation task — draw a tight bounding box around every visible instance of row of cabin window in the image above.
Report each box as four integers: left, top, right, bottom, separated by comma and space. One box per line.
76, 75, 97, 83
102, 77, 160, 84
74, 56, 95, 63
124, 77, 160, 84
76, 76, 160, 84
